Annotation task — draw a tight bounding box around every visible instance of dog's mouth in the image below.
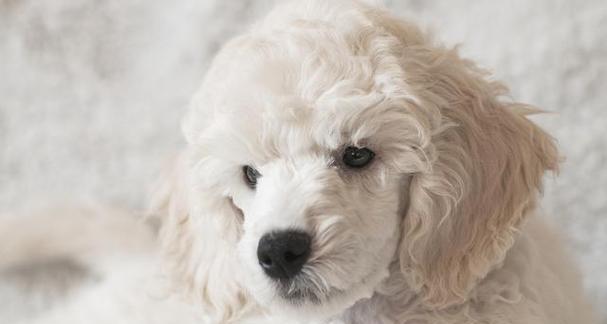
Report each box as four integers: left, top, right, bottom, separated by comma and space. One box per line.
274, 270, 344, 305
278, 280, 323, 305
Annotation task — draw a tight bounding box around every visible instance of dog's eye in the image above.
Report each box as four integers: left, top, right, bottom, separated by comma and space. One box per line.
342, 146, 375, 168
243, 165, 261, 189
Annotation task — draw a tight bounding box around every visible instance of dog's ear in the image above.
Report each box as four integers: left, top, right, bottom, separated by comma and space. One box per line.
150, 152, 253, 322
397, 49, 559, 308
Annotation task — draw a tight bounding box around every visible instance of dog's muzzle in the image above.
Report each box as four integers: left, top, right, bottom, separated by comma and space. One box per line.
257, 230, 311, 280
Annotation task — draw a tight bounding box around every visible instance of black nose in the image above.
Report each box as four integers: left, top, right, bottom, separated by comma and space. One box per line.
257, 230, 311, 280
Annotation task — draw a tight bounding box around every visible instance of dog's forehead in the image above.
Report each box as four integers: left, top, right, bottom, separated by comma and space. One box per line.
233, 93, 378, 162
187, 23, 426, 169
201, 40, 394, 152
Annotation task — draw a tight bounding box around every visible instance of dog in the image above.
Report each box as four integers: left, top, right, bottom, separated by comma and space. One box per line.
1, 0, 596, 323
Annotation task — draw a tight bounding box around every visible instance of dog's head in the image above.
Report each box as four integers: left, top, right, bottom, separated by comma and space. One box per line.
153, 1, 558, 322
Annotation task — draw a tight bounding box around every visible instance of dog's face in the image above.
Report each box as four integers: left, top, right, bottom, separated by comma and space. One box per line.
159, 1, 559, 322
182, 42, 423, 318
225, 92, 407, 316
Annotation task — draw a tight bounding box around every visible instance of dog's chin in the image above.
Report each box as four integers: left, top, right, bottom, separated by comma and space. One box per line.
252, 267, 391, 321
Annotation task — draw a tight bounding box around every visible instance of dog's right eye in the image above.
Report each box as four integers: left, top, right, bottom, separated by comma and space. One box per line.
342, 146, 375, 168
243, 165, 261, 189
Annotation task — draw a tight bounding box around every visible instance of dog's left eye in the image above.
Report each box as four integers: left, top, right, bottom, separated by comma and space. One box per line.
342, 146, 375, 168
243, 165, 261, 189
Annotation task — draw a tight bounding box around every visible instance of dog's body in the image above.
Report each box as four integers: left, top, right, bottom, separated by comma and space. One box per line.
1, 1, 595, 323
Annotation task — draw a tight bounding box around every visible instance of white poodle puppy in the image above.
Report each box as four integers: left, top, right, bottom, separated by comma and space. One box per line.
1, 0, 596, 323
154, 0, 596, 322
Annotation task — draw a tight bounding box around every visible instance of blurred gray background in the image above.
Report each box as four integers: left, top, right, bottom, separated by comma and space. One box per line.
1, 0, 605, 321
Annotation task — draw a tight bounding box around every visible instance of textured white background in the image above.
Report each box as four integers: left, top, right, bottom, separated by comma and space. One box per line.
1, 0, 605, 321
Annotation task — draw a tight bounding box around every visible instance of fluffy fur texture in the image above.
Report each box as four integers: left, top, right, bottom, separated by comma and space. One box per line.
1, 0, 596, 323
154, 0, 595, 322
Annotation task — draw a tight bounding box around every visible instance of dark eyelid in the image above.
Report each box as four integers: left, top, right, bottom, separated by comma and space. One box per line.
243, 165, 261, 189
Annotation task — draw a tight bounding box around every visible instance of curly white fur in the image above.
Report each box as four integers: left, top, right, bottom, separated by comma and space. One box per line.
157, 0, 596, 322
1, 0, 596, 323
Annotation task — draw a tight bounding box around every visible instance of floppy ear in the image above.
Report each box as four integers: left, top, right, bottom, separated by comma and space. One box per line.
397, 49, 559, 307
150, 151, 254, 322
